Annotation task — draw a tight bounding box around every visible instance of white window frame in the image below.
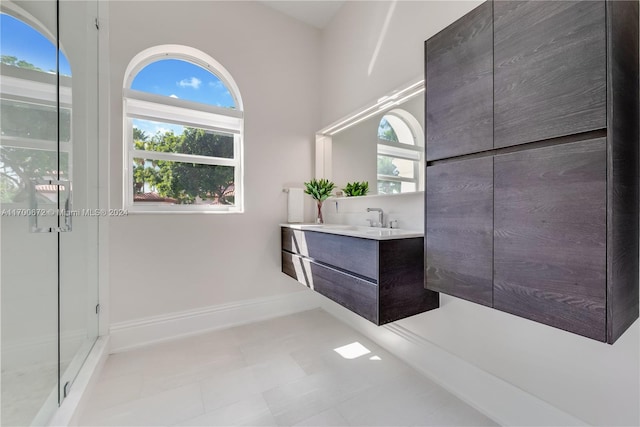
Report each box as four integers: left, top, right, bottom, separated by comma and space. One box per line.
376, 109, 424, 194
123, 45, 244, 213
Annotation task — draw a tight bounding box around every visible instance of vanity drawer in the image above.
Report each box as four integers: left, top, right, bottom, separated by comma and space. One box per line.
282, 251, 378, 323
281, 227, 378, 281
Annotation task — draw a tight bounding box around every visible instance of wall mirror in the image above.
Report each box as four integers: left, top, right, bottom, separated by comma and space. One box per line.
316, 78, 425, 196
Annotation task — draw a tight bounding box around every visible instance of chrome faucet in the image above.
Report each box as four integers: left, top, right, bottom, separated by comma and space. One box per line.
366, 207, 384, 228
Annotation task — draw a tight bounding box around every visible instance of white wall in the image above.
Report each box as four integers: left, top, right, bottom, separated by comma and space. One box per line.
320, 2, 640, 426
320, 0, 481, 124
107, 1, 320, 324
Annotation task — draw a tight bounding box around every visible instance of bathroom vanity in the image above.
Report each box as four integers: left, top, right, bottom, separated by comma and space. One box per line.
281, 224, 439, 325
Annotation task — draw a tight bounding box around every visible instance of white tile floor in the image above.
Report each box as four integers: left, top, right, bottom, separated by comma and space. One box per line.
2, 363, 57, 426
79, 309, 497, 426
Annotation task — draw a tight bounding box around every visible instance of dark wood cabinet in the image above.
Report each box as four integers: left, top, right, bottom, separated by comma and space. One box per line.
424, 0, 638, 343
282, 227, 439, 325
425, 1, 493, 161
493, 1, 607, 148
494, 139, 607, 341
425, 157, 493, 306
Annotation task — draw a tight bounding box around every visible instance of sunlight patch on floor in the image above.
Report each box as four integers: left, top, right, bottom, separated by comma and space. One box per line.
333, 341, 371, 360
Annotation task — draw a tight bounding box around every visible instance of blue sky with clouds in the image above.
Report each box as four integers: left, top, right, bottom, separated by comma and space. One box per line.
131, 59, 236, 137
131, 59, 235, 108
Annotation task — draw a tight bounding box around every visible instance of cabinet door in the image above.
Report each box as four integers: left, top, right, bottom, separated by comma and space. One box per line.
494, 1, 606, 148
494, 139, 607, 341
426, 157, 493, 306
425, 1, 493, 160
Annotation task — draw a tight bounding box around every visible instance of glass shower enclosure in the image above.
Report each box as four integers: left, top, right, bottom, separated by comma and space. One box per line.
0, 0, 100, 425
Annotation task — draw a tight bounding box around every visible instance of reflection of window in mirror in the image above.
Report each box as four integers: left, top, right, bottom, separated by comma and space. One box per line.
0, 12, 72, 204
376, 109, 424, 195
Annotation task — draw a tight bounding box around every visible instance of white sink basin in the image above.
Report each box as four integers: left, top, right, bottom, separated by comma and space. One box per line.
364, 228, 411, 237
281, 223, 423, 240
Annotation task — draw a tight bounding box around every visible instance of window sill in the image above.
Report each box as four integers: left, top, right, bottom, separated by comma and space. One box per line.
124, 206, 244, 215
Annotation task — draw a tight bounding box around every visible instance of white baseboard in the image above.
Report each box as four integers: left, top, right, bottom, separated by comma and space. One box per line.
109, 291, 320, 353
318, 297, 587, 427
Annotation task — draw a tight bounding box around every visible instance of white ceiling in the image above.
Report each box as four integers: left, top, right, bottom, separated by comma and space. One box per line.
260, 1, 345, 29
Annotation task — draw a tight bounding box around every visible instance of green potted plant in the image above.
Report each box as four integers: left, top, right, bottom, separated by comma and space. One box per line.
304, 178, 335, 224
342, 181, 369, 197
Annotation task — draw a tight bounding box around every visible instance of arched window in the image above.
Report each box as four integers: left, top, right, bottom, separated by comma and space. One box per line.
123, 45, 243, 212
377, 109, 423, 194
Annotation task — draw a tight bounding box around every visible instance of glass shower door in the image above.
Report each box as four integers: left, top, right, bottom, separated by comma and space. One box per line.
0, 0, 99, 424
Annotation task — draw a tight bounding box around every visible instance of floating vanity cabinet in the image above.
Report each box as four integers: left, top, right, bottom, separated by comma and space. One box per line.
493, 1, 607, 148
424, 0, 638, 343
281, 226, 439, 325
425, 0, 493, 161
426, 157, 493, 307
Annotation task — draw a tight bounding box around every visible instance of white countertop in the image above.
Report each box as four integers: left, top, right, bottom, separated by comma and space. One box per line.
280, 223, 423, 240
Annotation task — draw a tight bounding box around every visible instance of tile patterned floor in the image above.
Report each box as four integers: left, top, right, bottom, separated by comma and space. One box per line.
79, 309, 497, 426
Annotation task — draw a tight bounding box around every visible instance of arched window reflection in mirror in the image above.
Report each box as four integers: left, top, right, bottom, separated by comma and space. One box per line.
0, 12, 72, 205
376, 109, 424, 194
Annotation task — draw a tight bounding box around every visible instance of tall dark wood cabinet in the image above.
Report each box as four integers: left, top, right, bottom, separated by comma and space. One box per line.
425, 0, 638, 343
